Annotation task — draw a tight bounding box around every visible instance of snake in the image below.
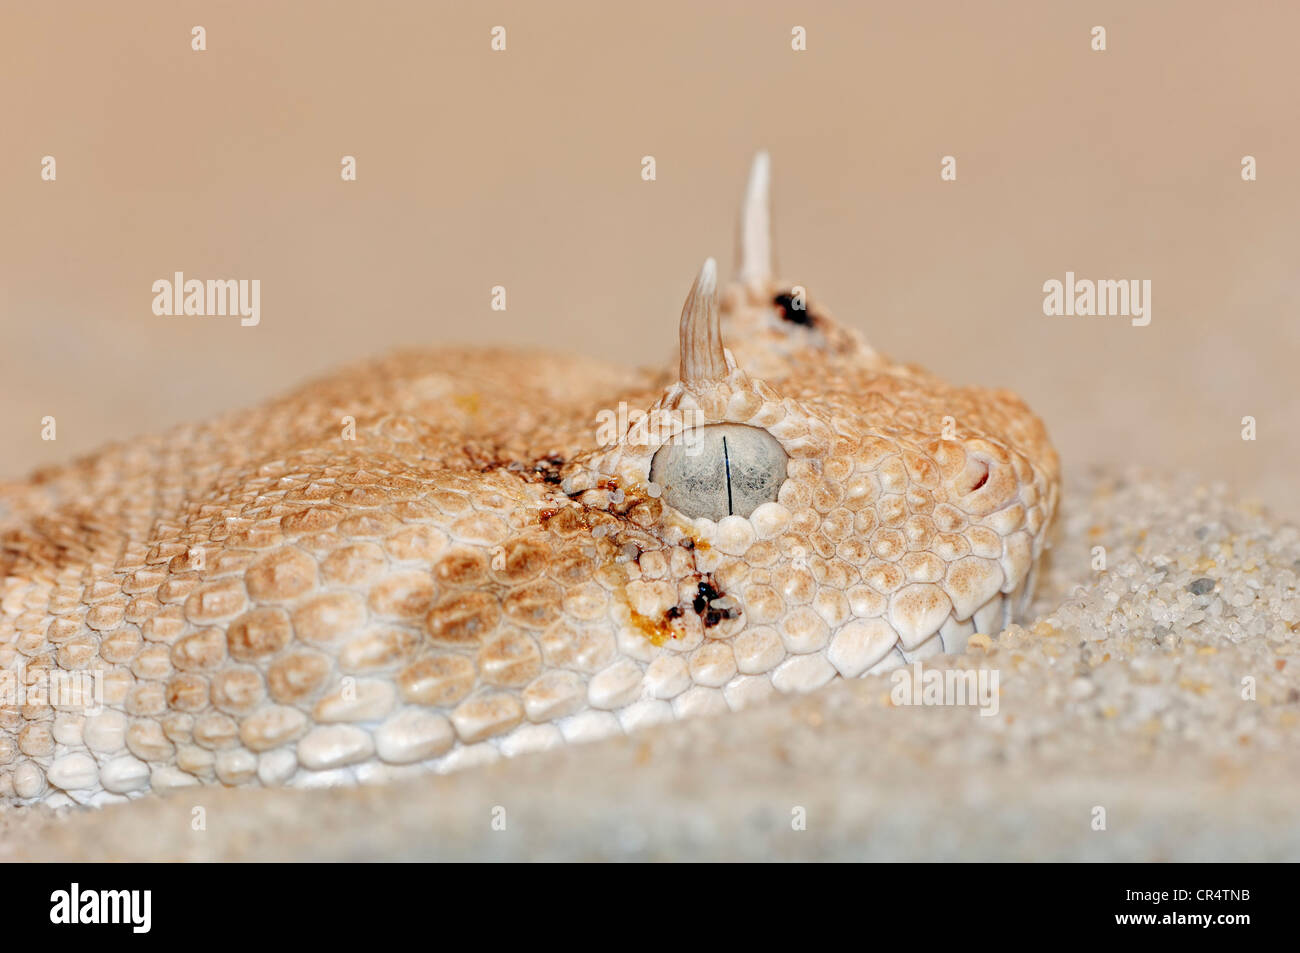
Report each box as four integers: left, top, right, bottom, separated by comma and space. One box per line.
0, 154, 1059, 806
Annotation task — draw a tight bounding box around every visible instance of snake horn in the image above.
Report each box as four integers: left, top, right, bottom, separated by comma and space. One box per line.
679, 258, 728, 384
737, 150, 772, 285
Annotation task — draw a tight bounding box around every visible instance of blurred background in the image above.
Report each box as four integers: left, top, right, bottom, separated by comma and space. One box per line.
3, 1, 1296, 516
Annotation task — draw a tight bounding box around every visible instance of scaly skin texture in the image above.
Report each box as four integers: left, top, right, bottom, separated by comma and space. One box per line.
0, 161, 1058, 806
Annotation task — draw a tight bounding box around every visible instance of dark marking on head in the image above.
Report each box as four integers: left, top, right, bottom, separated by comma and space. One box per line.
688, 577, 738, 628
773, 291, 815, 327
531, 454, 565, 485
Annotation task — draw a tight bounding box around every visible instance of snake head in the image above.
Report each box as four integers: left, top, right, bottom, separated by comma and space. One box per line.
575, 158, 1059, 678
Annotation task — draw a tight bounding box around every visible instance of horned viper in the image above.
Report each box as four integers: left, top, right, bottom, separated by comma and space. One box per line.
0, 154, 1059, 806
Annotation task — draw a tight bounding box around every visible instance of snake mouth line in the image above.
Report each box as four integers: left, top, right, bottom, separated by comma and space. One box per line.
870, 589, 1023, 672
830, 563, 1040, 680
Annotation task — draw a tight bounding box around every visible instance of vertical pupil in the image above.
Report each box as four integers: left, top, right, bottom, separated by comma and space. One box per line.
722, 435, 734, 515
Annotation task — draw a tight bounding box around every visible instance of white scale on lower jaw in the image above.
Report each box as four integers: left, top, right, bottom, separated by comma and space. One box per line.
863, 592, 1005, 674
852, 564, 1038, 675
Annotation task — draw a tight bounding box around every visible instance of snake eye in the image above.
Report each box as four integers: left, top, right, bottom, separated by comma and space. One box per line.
649, 424, 788, 521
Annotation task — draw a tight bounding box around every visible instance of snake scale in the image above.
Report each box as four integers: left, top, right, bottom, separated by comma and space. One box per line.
0, 155, 1059, 806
